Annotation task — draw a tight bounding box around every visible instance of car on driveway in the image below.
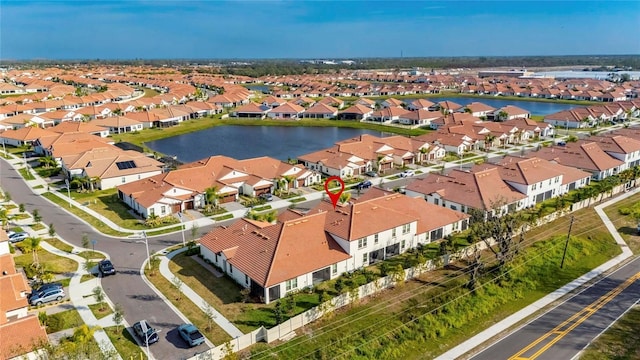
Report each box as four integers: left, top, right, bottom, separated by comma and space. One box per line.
98, 260, 116, 276
33, 282, 64, 294
364, 171, 378, 177
399, 170, 415, 178
356, 180, 372, 189
178, 323, 205, 347
260, 193, 273, 202
8, 232, 29, 243
29, 288, 65, 306
133, 320, 159, 345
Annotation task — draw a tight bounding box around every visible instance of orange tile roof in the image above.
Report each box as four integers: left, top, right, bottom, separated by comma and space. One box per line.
0, 316, 48, 359
200, 211, 350, 287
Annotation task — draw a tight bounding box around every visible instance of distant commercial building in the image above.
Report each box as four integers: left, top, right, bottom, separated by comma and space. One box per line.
478, 70, 533, 78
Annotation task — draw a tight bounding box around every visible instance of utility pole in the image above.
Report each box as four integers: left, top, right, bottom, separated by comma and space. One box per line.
560, 215, 575, 269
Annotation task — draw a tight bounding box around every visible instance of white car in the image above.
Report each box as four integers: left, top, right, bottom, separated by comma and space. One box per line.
399, 170, 415, 178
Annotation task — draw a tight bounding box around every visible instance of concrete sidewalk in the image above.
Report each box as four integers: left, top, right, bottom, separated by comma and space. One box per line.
436, 187, 638, 360
157, 248, 244, 339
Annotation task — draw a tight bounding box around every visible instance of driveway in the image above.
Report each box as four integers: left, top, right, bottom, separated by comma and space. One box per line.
1, 159, 218, 360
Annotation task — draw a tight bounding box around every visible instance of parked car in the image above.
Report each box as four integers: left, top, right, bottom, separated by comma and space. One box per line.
8, 232, 29, 243
364, 171, 378, 177
133, 320, 159, 345
33, 282, 64, 294
260, 193, 273, 202
557, 141, 567, 146
98, 260, 116, 276
178, 323, 205, 347
6, 230, 16, 237
29, 288, 65, 306
399, 170, 415, 178
356, 180, 372, 189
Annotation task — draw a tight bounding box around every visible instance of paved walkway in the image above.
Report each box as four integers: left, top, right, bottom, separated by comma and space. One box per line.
436, 187, 638, 360
158, 248, 244, 338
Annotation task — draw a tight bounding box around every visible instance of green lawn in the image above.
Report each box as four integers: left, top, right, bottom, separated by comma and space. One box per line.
45, 237, 74, 253
45, 309, 84, 334
61, 188, 148, 231
603, 192, 640, 254
14, 246, 78, 279
104, 326, 148, 360
88, 303, 113, 320
18, 167, 36, 180
41, 192, 129, 237
169, 253, 321, 333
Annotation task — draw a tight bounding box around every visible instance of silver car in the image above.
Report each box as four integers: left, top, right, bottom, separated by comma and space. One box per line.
29, 288, 65, 306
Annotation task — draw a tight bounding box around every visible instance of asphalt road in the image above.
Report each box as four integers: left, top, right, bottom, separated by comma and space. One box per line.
1, 159, 219, 360
471, 256, 640, 360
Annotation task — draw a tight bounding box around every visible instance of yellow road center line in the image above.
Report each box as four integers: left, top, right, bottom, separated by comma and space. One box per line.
507, 272, 640, 360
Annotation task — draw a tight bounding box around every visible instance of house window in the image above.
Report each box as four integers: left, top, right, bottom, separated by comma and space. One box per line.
374, 234, 379, 245
555, 176, 560, 183
285, 278, 298, 292
245, 275, 249, 285
362, 253, 368, 264
332, 264, 337, 275
161, 206, 166, 215
229, 264, 233, 274
215, 253, 218, 263
434, 198, 439, 205
402, 224, 410, 234
401, 240, 406, 250
392, 228, 397, 238
121, 177, 126, 183
358, 238, 367, 249
149, 208, 155, 216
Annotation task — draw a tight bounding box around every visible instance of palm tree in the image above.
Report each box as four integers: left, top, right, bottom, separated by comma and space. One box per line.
497, 110, 509, 121
70, 176, 88, 191
204, 186, 220, 210
484, 134, 496, 150
23, 236, 42, 268
39, 155, 57, 169
112, 108, 123, 116
279, 175, 296, 194
88, 176, 101, 192
81, 114, 91, 123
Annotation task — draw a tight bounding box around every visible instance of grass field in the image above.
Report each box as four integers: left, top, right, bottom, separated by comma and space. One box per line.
105, 326, 148, 360
46, 309, 84, 334
603, 192, 640, 254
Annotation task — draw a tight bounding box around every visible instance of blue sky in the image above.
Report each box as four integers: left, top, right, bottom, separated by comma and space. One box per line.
1, 0, 639, 60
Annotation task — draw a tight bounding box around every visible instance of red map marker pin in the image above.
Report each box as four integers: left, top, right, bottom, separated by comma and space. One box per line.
324, 176, 345, 210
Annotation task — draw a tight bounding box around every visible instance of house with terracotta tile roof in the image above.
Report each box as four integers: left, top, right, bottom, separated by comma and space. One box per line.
397, 109, 442, 127
49, 120, 110, 138
488, 105, 530, 121
117, 155, 320, 218
477, 156, 591, 205
588, 134, 640, 169
0, 113, 54, 131
406, 98, 435, 111
429, 100, 462, 114
0, 232, 48, 359
232, 102, 270, 118
531, 141, 626, 180
90, 116, 143, 134
369, 106, 410, 124
315, 190, 470, 269
405, 167, 528, 216
381, 97, 403, 109
266, 102, 305, 119
261, 96, 285, 108
200, 211, 351, 303
61, 147, 164, 189
337, 104, 373, 121
503, 117, 554, 138
458, 102, 496, 117
0, 126, 57, 147
301, 103, 338, 119
354, 97, 376, 109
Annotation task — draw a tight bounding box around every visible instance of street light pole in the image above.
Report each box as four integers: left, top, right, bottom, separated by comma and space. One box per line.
65, 178, 71, 207
143, 231, 150, 271
179, 212, 186, 247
